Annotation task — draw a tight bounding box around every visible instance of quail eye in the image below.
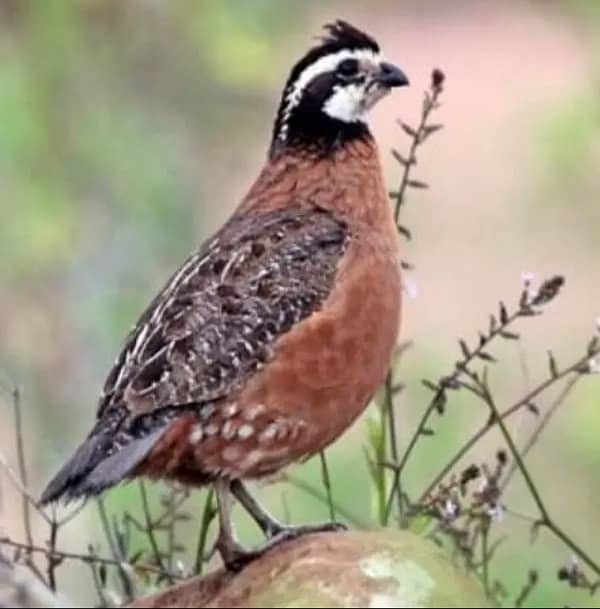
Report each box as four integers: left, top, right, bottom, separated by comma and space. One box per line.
338, 58, 359, 78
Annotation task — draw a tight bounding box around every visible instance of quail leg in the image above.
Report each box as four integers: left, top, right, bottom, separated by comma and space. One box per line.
214, 479, 260, 571
231, 479, 346, 542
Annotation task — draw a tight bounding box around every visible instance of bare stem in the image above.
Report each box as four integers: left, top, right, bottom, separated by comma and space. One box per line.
11, 387, 33, 556
319, 451, 336, 521
382, 371, 404, 526
0, 536, 179, 579
515, 570, 539, 608
88, 552, 110, 607
139, 482, 173, 584
391, 68, 445, 222
502, 374, 580, 488
45, 520, 59, 592
481, 519, 491, 598
194, 489, 216, 575
0, 453, 50, 525
401, 307, 522, 492
97, 500, 135, 601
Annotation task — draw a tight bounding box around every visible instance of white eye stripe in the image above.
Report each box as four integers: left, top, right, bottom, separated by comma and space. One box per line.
288, 49, 379, 106
279, 48, 381, 140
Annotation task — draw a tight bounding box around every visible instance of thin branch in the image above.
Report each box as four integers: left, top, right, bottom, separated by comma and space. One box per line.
0, 384, 88, 590
474, 367, 600, 577
515, 570, 539, 608
391, 68, 445, 222
0, 452, 49, 586
0, 452, 50, 525
194, 489, 216, 575
11, 386, 33, 556
0, 536, 180, 579
97, 499, 135, 601
46, 520, 59, 592
409, 276, 566, 503
151, 488, 190, 530
502, 374, 580, 488
165, 494, 176, 573
88, 550, 110, 607
481, 519, 492, 598
54, 501, 88, 528
382, 372, 403, 526
418, 349, 595, 504
400, 305, 523, 490
154, 486, 190, 573
138, 481, 173, 584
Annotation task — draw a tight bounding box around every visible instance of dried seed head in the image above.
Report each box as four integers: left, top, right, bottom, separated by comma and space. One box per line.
531, 275, 565, 306
460, 464, 480, 485
431, 68, 445, 90
497, 449, 508, 466
528, 570, 539, 584
557, 567, 569, 581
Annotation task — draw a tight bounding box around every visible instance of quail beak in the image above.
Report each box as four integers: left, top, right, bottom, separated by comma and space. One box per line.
375, 62, 410, 88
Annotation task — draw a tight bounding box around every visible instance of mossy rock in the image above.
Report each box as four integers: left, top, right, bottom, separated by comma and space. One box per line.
130, 529, 490, 608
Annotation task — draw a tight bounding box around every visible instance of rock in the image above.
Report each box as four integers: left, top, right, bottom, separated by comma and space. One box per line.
129, 529, 490, 608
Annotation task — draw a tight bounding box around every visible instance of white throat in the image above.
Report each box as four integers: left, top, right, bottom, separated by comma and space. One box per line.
322, 82, 368, 122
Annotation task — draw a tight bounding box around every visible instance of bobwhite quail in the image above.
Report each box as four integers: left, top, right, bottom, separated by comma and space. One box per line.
41, 20, 409, 569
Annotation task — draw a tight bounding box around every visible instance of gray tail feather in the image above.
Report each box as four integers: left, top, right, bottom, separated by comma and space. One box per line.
40, 426, 167, 505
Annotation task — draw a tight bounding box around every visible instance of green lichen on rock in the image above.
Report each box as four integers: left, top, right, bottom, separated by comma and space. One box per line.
361, 552, 436, 607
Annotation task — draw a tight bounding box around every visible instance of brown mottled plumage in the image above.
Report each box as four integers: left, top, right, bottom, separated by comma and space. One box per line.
41, 20, 409, 569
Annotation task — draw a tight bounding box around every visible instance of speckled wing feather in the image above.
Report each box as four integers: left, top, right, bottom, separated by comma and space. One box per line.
41, 205, 348, 503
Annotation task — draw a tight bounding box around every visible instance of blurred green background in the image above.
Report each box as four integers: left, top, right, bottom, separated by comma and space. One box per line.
1, 0, 599, 606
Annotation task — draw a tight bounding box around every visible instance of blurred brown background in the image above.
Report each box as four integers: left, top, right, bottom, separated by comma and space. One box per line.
1, 1, 599, 606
